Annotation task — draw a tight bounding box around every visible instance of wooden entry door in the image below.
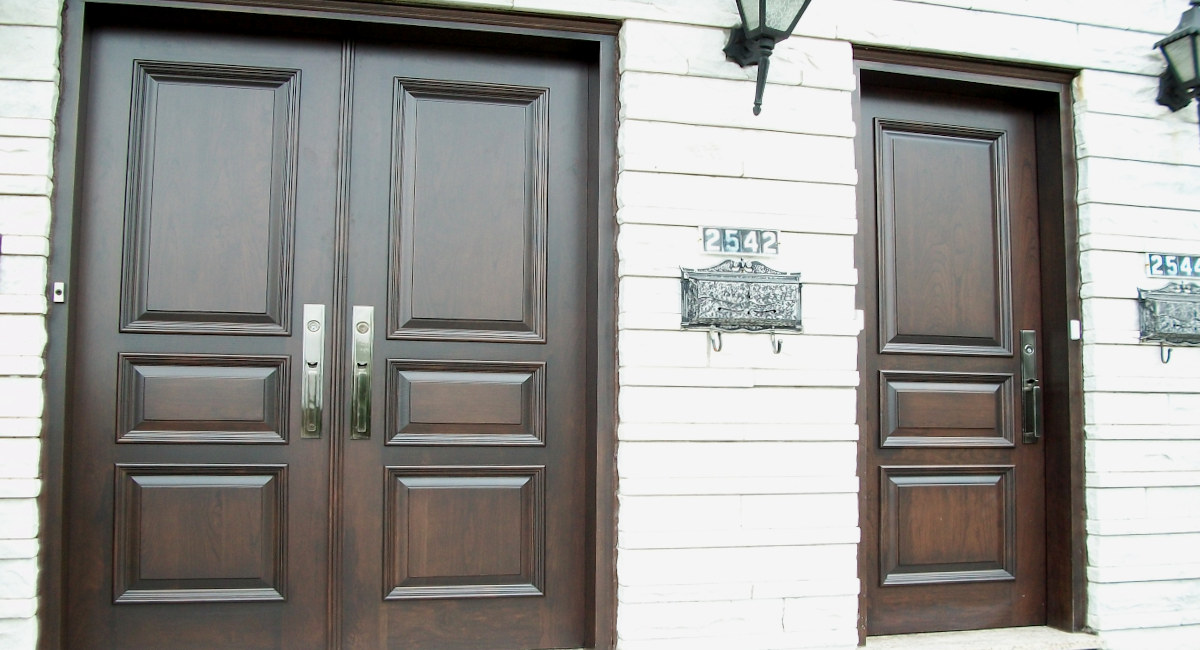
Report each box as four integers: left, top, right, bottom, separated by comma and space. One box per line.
64, 14, 594, 649
859, 84, 1047, 635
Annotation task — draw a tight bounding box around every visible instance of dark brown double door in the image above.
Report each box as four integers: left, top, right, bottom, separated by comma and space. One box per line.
859, 83, 1048, 634
66, 16, 592, 649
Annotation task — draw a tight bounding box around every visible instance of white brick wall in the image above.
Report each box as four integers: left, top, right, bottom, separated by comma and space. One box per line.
0, 0, 57, 647
10, 0, 1200, 648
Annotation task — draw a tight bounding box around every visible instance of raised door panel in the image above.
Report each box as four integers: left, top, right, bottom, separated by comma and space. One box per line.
385, 466, 545, 599
120, 61, 301, 334
118, 354, 289, 443
114, 465, 287, 603
880, 465, 1016, 586
876, 121, 1012, 356
880, 371, 1014, 448
388, 79, 548, 342
387, 360, 545, 445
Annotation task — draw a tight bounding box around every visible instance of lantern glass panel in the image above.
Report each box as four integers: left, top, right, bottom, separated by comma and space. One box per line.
765, 0, 809, 32
1165, 34, 1200, 88
740, 0, 761, 32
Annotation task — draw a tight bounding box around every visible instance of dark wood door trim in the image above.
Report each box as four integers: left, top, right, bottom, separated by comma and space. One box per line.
852, 49, 1084, 642
43, 2, 617, 648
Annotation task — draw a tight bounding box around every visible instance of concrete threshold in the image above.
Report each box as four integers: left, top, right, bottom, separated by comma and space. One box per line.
865, 626, 1104, 650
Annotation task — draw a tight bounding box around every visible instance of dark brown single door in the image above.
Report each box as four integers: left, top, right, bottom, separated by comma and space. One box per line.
859, 84, 1047, 635
64, 15, 593, 650
337, 41, 591, 649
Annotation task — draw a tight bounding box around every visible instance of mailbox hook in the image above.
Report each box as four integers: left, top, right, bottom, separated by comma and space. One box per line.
770, 331, 782, 354
709, 330, 723, 353
1161, 343, 1173, 364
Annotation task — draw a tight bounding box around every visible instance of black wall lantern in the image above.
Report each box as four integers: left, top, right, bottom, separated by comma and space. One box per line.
724, 0, 814, 115
1156, 0, 1200, 131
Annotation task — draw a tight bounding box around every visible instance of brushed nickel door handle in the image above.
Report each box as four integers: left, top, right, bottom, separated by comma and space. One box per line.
351, 305, 374, 439
1020, 329, 1042, 444
302, 304, 326, 439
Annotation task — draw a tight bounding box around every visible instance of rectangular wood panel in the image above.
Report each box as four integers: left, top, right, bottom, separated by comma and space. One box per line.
114, 464, 287, 603
388, 78, 548, 342
876, 120, 1012, 356
386, 360, 545, 445
120, 61, 300, 334
880, 465, 1015, 586
117, 354, 289, 443
384, 466, 545, 599
880, 371, 1014, 448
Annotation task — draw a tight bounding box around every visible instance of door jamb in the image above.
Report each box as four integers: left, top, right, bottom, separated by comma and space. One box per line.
851, 48, 1084, 642
41, 2, 619, 648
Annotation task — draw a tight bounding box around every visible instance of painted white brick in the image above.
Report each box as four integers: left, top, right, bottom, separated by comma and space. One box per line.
0, 598, 35, 620
0, 118, 52, 138
617, 544, 857, 586
618, 495, 741, 532
1088, 440, 1200, 473
0, 441, 38, 480
619, 386, 856, 425
782, 594, 857, 633
620, 72, 855, 137
1097, 625, 1200, 650
616, 629, 854, 650
0, 559, 34, 599
1079, 157, 1199, 212
901, 0, 1179, 33
0, 499, 36, 539
1075, 69, 1165, 121
0, 136, 51, 177
0, 295, 49, 316
0, 541, 36, 560
620, 119, 857, 184
0, 81, 56, 121
0, 196, 50, 235
740, 493, 858, 530
0, 419, 40, 438
0, 236, 48, 256
619, 474, 860, 497
0, 480, 38, 499
1078, 112, 1200, 167
0, 616, 35, 650
1088, 533, 1200, 568
0, 256, 48, 296
0, 26, 58, 82
0, 0, 61, 27
618, 171, 857, 219
0, 379, 42, 419
616, 598, 784, 640
620, 526, 858, 550
618, 205, 858, 235
0, 316, 46, 357
617, 421, 859, 442
619, 441, 856, 479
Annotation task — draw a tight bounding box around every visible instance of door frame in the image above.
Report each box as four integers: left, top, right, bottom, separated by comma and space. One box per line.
41, 1, 619, 648
852, 49, 1085, 641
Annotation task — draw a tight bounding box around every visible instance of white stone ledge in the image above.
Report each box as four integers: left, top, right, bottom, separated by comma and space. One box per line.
618, 527, 859, 550
618, 422, 859, 442
617, 206, 859, 234
1087, 471, 1200, 488
1087, 424, 1200, 440
866, 626, 1104, 650
619, 475, 860, 496
1088, 561, 1200, 583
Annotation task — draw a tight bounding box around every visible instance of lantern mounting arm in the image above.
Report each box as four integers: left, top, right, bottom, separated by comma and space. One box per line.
724, 29, 777, 116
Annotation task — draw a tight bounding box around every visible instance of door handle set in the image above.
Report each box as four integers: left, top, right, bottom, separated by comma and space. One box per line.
1020, 329, 1042, 444
300, 304, 374, 440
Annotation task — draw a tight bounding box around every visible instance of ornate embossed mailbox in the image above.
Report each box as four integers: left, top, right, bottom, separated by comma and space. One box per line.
680, 259, 802, 352
1139, 282, 1200, 362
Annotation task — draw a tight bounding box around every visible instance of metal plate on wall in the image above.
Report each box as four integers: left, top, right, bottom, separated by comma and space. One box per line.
1139, 282, 1200, 345
680, 259, 802, 332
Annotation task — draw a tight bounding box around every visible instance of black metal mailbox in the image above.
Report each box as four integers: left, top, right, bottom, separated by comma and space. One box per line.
680, 259, 802, 332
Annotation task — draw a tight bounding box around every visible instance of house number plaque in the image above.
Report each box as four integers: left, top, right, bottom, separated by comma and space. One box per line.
680, 259, 802, 331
